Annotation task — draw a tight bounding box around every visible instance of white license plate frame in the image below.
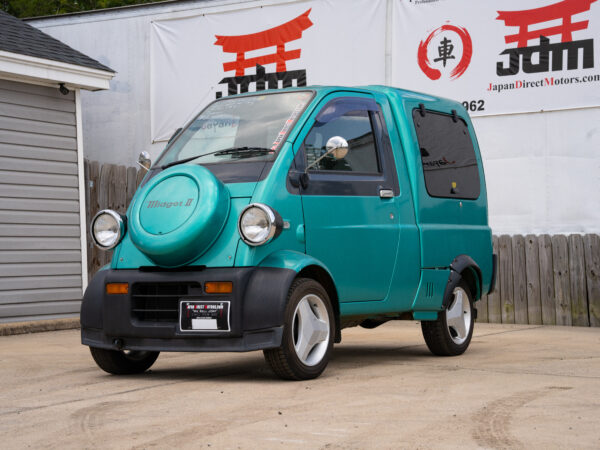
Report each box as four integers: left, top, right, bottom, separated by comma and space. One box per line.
179, 300, 231, 332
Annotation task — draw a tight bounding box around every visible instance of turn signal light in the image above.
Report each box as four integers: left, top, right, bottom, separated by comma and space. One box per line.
106, 283, 129, 295
205, 281, 232, 294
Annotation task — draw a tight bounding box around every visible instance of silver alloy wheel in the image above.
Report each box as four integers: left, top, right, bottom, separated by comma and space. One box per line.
292, 294, 330, 366
446, 286, 472, 345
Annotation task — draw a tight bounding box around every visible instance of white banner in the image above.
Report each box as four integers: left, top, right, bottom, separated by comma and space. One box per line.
150, 0, 387, 142
150, 0, 600, 142
394, 0, 600, 116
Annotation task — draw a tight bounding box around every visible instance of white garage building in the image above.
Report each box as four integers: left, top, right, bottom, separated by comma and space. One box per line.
0, 11, 114, 322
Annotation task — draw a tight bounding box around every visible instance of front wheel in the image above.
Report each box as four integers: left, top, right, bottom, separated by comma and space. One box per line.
421, 280, 474, 356
89, 347, 159, 374
264, 278, 334, 380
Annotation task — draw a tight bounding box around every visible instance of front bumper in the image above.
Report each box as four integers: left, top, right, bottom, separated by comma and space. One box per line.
81, 267, 296, 352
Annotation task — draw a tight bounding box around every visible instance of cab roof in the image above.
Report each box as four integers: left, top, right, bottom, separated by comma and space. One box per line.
228, 85, 460, 109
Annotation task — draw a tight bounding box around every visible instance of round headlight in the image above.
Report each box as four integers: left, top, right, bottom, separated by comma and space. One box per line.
91, 209, 125, 249
238, 203, 282, 246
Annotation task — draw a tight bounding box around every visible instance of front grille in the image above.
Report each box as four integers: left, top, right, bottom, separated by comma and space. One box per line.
131, 282, 202, 322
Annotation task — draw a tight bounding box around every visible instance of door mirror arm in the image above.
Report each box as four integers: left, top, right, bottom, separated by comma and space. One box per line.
304, 136, 349, 173
137, 151, 151, 171
293, 137, 348, 189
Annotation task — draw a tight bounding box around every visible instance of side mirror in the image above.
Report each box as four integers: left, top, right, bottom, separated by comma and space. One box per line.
304, 136, 349, 173
137, 151, 151, 171
326, 136, 349, 160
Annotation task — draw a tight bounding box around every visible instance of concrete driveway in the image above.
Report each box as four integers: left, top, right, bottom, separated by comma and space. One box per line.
1, 322, 599, 449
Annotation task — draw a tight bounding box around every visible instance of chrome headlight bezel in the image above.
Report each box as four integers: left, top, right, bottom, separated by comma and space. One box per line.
238, 203, 282, 247
91, 209, 125, 249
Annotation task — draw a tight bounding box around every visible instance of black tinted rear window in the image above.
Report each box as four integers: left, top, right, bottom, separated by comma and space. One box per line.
413, 109, 480, 200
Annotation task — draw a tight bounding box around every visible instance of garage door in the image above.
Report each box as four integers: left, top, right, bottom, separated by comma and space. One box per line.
0, 79, 83, 323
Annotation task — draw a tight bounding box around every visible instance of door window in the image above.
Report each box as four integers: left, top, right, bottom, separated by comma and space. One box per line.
291, 96, 399, 197
304, 110, 380, 174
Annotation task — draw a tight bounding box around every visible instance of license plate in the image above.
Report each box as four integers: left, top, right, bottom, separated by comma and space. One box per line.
179, 301, 230, 332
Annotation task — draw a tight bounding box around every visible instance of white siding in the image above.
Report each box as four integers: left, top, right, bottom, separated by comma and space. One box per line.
0, 79, 82, 322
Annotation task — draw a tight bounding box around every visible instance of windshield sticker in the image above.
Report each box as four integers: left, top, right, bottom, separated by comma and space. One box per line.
270, 102, 305, 151
191, 117, 239, 138
212, 97, 261, 111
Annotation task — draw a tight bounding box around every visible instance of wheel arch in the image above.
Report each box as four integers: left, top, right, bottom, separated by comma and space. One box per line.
460, 266, 481, 301
441, 255, 482, 309
258, 250, 341, 343
297, 265, 341, 343
449, 254, 482, 301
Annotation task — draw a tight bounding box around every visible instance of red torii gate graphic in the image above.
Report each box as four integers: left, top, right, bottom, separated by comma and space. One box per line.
497, 0, 597, 47
214, 9, 313, 76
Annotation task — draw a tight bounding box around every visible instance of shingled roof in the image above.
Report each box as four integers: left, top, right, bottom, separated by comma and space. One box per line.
0, 10, 114, 73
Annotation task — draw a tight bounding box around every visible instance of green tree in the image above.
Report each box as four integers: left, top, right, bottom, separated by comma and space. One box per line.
1, 0, 165, 18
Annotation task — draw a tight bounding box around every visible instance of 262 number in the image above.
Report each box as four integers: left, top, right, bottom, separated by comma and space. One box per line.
462, 100, 485, 112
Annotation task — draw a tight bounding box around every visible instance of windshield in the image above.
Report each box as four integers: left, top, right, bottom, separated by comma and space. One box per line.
156, 91, 314, 167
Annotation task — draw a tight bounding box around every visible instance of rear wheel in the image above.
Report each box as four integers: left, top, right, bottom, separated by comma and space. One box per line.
89, 347, 159, 375
264, 278, 334, 380
421, 279, 474, 356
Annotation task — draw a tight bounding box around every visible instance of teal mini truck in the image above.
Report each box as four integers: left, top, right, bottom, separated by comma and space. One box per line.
83, 86, 496, 380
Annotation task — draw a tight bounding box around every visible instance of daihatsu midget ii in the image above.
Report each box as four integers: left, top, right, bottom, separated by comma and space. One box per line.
83, 86, 496, 380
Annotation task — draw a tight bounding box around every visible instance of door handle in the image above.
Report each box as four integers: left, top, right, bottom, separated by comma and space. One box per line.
379, 189, 394, 198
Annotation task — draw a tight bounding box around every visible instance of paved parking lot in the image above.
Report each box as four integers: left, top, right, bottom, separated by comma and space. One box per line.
1, 322, 599, 449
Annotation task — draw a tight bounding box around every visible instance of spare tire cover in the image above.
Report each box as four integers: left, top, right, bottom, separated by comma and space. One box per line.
129, 165, 230, 267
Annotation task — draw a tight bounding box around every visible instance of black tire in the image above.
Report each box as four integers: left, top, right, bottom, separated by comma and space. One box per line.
89, 347, 159, 375
421, 279, 474, 356
264, 278, 335, 380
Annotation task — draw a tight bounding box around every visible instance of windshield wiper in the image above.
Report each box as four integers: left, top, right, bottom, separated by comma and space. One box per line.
161, 153, 206, 169
213, 147, 273, 157
160, 147, 274, 170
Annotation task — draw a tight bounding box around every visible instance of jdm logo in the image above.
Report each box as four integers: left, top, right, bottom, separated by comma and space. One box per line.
496, 0, 596, 76
213, 9, 313, 98
417, 23, 473, 81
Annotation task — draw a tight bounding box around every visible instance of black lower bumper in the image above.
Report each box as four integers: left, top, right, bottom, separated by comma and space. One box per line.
82, 326, 283, 352
81, 266, 296, 352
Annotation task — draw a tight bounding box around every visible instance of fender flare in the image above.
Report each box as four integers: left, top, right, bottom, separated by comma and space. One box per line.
252, 250, 341, 341
442, 255, 482, 309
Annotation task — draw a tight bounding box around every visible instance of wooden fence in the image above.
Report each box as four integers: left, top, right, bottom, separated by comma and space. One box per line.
83, 160, 600, 327
84, 160, 144, 276
478, 235, 600, 327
